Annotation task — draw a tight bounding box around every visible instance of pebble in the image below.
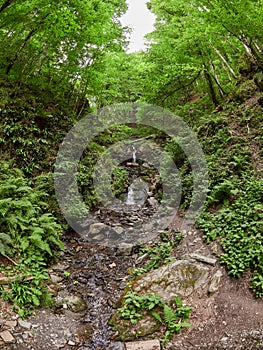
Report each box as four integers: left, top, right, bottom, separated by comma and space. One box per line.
50, 274, 64, 283
68, 340, 76, 346
18, 320, 32, 330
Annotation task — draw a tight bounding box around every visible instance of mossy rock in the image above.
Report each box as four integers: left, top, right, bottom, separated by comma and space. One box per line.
108, 310, 161, 341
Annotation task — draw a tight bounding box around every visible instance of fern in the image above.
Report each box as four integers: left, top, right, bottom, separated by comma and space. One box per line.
163, 304, 179, 325
0, 161, 64, 316
118, 292, 192, 345
152, 310, 164, 324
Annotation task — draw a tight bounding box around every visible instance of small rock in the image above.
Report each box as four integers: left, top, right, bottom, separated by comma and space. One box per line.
50, 274, 64, 283
221, 337, 228, 342
22, 332, 29, 340
4, 320, 17, 329
113, 226, 124, 235
109, 262, 117, 269
125, 339, 160, 350
18, 320, 32, 330
209, 270, 223, 294
0, 330, 15, 343
51, 263, 70, 272
68, 340, 76, 346
147, 197, 159, 208
63, 295, 87, 312
88, 223, 108, 236
108, 341, 125, 350
189, 253, 217, 266
116, 242, 134, 256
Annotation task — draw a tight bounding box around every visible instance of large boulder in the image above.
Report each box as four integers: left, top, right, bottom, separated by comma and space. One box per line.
132, 259, 210, 299
109, 259, 211, 341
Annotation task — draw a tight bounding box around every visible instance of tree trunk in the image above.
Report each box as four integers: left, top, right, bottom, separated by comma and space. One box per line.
204, 69, 219, 106
210, 62, 225, 97
210, 43, 237, 79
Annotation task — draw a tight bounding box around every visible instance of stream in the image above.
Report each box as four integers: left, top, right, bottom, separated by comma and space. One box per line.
29, 146, 166, 350
57, 232, 135, 349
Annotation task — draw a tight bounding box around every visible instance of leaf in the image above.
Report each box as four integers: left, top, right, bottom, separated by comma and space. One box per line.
173, 295, 183, 307
163, 304, 178, 325
152, 311, 163, 324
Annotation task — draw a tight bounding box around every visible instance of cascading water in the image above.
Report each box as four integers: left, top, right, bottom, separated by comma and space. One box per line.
132, 145, 136, 163
126, 178, 148, 206
126, 185, 136, 205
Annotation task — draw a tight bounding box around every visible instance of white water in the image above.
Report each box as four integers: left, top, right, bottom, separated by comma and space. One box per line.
126, 178, 149, 206
132, 145, 136, 163
126, 185, 136, 205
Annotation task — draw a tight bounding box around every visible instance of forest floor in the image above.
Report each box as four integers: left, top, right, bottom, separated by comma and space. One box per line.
0, 218, 263, 350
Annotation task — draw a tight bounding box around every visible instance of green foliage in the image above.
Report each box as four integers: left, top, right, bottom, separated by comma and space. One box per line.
0, 161, 63, 316
198, 175, 263, 296
155, 298, 191, 346
0, 0, 127, 105
0, 232, 11, 256
119, 292, 164, 325
111, 166, 129, 197
119, 292, 192, 345
144, 0, 263, 108
132, 232, 183, 276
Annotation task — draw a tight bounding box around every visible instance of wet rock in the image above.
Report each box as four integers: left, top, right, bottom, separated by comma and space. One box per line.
189, 253, 217, 266
63, 295, 87, 313
125, 339, 160, 350
0, 330, 15, 343
208, 270, 223, 294
132, 259, 210, 298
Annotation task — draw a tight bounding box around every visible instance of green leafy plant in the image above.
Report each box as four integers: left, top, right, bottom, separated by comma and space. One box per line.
132, 232, 183, 276
0, 162, 63, 316
118, 292, 192, 346
152, 297, 192, 345
198, 175, 263, 296
119, 292, 164, 324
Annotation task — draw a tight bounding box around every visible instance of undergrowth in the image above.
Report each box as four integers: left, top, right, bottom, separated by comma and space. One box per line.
118, 291, 191, 346
198, 174, 263, 297
131, 231, 183, 277
0, 162, 63, 317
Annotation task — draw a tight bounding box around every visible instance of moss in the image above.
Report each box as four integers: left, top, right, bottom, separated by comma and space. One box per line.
108, 310, 160, 341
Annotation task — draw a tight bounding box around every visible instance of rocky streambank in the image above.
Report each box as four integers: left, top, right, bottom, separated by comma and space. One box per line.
0, 221, 263, 350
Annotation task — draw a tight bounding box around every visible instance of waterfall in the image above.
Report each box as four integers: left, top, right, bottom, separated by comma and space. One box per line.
126, 185, 136, 205
132, 145, 136, 163
126, 178, 148, 206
